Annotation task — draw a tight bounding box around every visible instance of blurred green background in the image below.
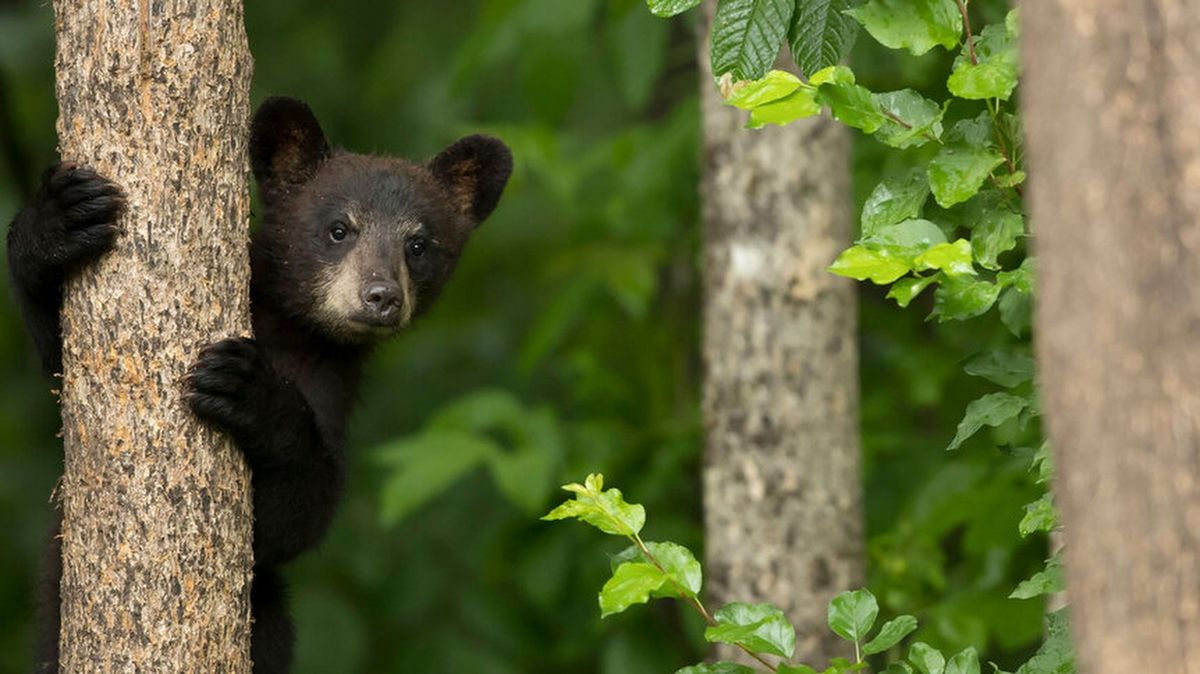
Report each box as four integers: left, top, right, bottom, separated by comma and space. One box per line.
0, 1, 1042, 672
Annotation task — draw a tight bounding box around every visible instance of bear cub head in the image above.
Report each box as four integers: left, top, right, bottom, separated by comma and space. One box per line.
248, 96, 512, 344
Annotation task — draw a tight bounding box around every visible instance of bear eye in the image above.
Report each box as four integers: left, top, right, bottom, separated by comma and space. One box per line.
406, 237, 428, 258
328, 223, 350, 243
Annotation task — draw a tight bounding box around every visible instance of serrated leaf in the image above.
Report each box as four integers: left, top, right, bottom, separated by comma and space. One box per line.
888, 274, 939, 308
600, 562, 666, 617
874, 90, 945, 148
1018, 492, 1057, 537
948, 22, 1018, 100
948, 392, 1028, 450
909, 642, 947, 674
861, 169, 931, 236
928, 143, 1005, 208
706, 602, 796, 658
963, 350, 1035, 387
725, 69, 804, 109
914, 239, 974, 276
946, 648, 982, 674
747, 87, 821, 128
827, 589, 878, 642
610, 541, 702, 598
971, 210, 1023, 270
863, 615, 918, 654
829, 245, 911, 284
931, 276, 1000, 322
676, 664, 757, 674
711, 0, 796, 80
846, 0, 961, 55
998, 287, 1031, 337
542, 473, 646, 536
789, 0, 859, 77
1015, 609, 1075, 674
817, 81, 887, 132
648, 0, 703, 17
1010, 555, 1064, 599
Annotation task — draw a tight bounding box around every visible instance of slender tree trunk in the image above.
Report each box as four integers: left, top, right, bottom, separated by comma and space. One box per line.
1023, 1, 1200, 672
53, 1, 254, 670
698, 1, 863, 663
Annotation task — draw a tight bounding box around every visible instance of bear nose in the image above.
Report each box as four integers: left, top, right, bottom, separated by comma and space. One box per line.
361, 281, 402, 316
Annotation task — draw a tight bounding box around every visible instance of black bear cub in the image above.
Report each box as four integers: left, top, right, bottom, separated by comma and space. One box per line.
8, 97, 512, 673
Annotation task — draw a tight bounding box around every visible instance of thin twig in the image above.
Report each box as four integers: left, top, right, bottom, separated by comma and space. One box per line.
955, 0, 978, 65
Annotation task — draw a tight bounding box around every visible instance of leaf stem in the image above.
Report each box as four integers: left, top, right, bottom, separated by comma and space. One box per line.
880, 109, 942, 145
985, 99, 1025, 197
631, 533, 780, 673
955, 0, 978, 65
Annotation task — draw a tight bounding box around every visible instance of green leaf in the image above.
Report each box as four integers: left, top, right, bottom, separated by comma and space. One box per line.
599, 561, 666, 616
1016, 609, 1075, 674
610, 541, 703, 598
1031, 440, 1054, 484
747, 88, 822, 128
885, 666, 916, 674
947, 392, 1028, 450
887, 274, 939, 308
998, 288, 1031, 337
928, 144, 1005, 208
846, 0, 961, 55
375, 430, 497, 525
788, 0, 859, 77
997, 258, 1034, 292
874, 90, 945, 148
863, 218, 947, 251
725, 70, 804, 109
963, 350, 1035, 387
914, 239, 974, 276
931, 277, 1001, 321
909, 642, 947, 674
948, 21, 1018, 100
863, 615, 918, 654
946, 648, 981, 674
778, 666, 822, 674
827, 589, 878, 642
829, 245, 911, 284
861, 169, 931, 236
676, 664, 757, 674
810, 64, 855, 85
817, 81, 887, 132
648, 0, 703, 17
1010, 555, 1065, 599
711, 0, 796, 80
542, 473, 646, 536
970, 210, 1023, 270
706, 602, 797, 658
1018, 492, 1057, 537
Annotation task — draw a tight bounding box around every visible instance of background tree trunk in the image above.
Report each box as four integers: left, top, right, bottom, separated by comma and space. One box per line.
697, 1, 863, 663
53, 1, 254, 670
1023, 1, 1200, 672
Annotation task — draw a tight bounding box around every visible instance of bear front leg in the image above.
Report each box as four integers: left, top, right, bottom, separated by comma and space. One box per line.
185, 337, 344, 567
6, 163, 123, 376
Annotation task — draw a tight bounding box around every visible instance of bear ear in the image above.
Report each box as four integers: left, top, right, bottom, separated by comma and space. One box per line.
428, 135, 513, 225
250, 97, 330, 200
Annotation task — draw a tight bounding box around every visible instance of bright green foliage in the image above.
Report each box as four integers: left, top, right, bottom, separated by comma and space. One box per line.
647, 0, 703, 17
601, 562, 670, 616
948, 11, 1019, 100
928, 143, 1005, 208
863, 615, 919, 655
789, 0, 860, 77
1015, 610, 1075, 674
865, 219, 947, 250
706, 603, 797, 658
611, 540, 703, 598
860, 169, 931, 236
846, 0, 962, 55
829, 246, 912, 284
711, 0, 796, 80
948, 392, 1029, 450
908, 642, 947, 674
1018, 492, 1057, 537
914, 240, 974, 276
970, 209, 1023, 270
747, 89, 822, 128
725, 70, 804, 109
931, 277, 1001, 321
817, 80, 888, 132
886, 274, 939, 307
827, 589, 879, 642
874, 90, 946, 148
542, 473, 646, 536
1010, 555, 1064, 600
945, 648, 981, 674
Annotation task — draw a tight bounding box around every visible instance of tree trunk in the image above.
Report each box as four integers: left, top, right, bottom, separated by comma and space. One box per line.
53, 1, 254, 670
1023, 1, 1200, 672
697, 1, 863, 664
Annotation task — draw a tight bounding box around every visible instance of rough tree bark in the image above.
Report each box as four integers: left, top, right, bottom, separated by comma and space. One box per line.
1023, 1, 1200, 672
698, 1, 863, 664
53, 1, 254, 670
